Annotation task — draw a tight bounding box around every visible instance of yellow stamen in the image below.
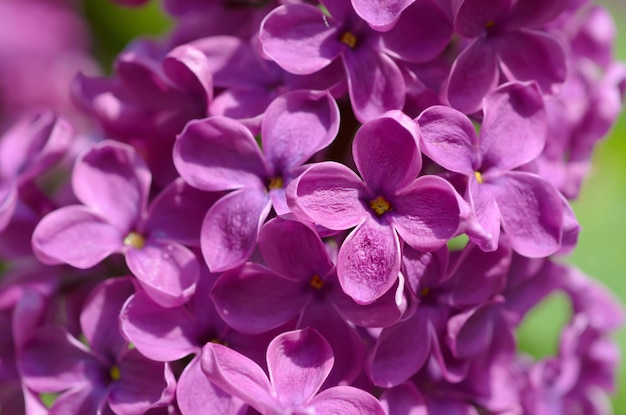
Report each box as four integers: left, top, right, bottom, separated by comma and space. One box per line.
110, 365, 121, 381
421, 287, 430, 297
369, 196, 392, 216
268, 177, 284, 190
485, 20, 496, 29
340, 31, 357, 49
210, 338, 228, 347
309, 275, 324, 290
474, 171, 484, 184
123, 232, 145, 249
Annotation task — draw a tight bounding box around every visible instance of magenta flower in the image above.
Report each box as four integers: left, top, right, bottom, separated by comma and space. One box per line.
174, 89, 339, 272
0, 112, 72, 232
288, 110, 468, 304
201, 328, 386, 415
20, 278, 176, 414
446, 0, 568, 113
259, 0, 451, 121
32, 141, 218, 307
418, 81, 574, 257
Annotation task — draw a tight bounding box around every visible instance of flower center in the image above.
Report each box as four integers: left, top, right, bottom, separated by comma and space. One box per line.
123, 231, 145, 249
340, 31, 357, 49
268, 176, 284, 190
474, 171, 484, 184
110, 365, 121, 382
309, 275, 324, 290
421, 287, 430, 297
369, 196, 392, 216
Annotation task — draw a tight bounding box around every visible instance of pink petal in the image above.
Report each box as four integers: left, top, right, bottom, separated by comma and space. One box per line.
480, 81, 547, 171
497, 30, 567, 95
162, 44, 213, 106
417, 105, 479, 175
338, 219, 401, 304
309, 386, 386, 415
259, 218, 333, 282
80, 278, 135, 363
201, 188, 271, 272
351, 0, 414, 31
494, 172, 563, 257
381, 0, 452, 63
211, 263, 307, 334
144, 178, 223, 246
259, 4, 343, 75
380, 383, 427, 415
343, 48, 405, 122
392, 175, 463, 251
32, 206, 124, 268
368, 308, 435, 387
177, 357, 248, 415
446, 39, 499, 114
201, 343, 276, 413
0, 181, 17, 232
467, 178, 501, 251
109, 349, 176, 414
287, 162, 367, 230
262, 90, 340, 172
120, 292, 201, 362
353, 111, 421, 192
173, 116, 267, 191
72, 141, 149, 230
125, 239, 199, 308
267, 328, 333, 407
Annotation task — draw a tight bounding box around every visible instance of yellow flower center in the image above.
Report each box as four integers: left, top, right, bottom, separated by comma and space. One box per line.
485, 20, 496, 29
123, 232, 145, 249
309, 275, 324, 290
369, 196, 392, 216
340, 31, 357, 49
421, 287, 430, 297
474, 171, 484, 184
110, 365, 121, 381
268, 176, 284, 190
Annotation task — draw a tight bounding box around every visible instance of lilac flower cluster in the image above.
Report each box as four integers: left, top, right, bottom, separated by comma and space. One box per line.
1, 0, 625, 414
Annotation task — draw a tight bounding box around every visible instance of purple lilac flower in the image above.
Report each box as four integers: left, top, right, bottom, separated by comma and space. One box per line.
210, 217, 407, 385
189, 35, 345, 133
201, 328, 386, 415
74, 40, 213, 185
259, 0, 451, 121
32, 141, 219, 307
418, 81, 574, 256
0, 112, 73, 232
288, 110, 469, 304
174, 89, 339, 271
446, 0, 568, 113
20, 278, 176, 414
120, 272, 279, 415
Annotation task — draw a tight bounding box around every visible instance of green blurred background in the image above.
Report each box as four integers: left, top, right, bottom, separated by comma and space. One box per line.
81, 0, 626, 410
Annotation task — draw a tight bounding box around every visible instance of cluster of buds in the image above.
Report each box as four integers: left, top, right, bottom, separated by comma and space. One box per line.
0, 0, 624, 414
